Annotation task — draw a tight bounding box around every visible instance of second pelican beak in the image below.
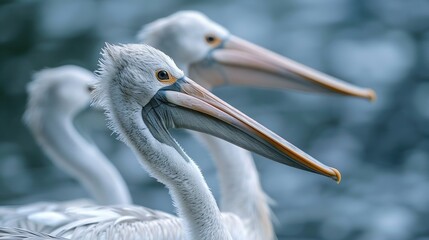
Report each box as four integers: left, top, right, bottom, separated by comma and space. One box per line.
189, 35, 375, 101
143, 77, 341, 182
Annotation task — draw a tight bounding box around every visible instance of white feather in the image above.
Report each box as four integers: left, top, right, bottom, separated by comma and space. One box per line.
0, 65, 131, 235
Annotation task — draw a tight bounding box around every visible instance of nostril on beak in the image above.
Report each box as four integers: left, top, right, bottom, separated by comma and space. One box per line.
88, 85, 96, 92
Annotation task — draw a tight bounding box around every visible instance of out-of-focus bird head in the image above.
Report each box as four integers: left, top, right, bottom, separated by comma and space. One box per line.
138, 10, 376, 100
24, 65, 95, 130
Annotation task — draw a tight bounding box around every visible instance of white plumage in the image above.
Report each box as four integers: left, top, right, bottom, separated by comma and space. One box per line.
23, 65, 131, 206
0, 66, 131, 233
0, 227, 68, 240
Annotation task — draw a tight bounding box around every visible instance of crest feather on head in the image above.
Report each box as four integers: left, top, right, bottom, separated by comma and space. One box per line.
92, 43, 182, 143
92, 43, 179, 110
91, 43, 123, 140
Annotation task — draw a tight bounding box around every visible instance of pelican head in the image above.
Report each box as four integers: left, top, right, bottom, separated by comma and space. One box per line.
93, 43, 341, 182
138, 11, 228, 70
24, 65, 95, 131
138, 10, 375, 100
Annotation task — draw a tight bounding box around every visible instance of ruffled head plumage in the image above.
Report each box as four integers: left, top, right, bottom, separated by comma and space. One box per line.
91, 43, 183, 141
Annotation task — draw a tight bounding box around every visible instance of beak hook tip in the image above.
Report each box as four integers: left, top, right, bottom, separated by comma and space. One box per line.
330, 167, 342, 184
367, 89, 377, 102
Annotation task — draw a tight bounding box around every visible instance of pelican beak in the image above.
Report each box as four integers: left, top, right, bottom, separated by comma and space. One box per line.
144, 77, 341, 182
189, 35, 375, 101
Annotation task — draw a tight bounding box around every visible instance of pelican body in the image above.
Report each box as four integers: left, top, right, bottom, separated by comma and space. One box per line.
23, 66, 131, 206
0, 66, 131, 233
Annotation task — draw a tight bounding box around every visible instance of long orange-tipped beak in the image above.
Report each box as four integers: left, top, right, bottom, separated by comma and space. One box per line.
189, 35, 375, 101
144, 77, 341, 182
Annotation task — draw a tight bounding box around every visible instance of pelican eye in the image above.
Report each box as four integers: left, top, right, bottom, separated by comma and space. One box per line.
155, 70, 177, 84
87, 85, 95, 92
156, 70, 170, 81
205, 34, 221, 46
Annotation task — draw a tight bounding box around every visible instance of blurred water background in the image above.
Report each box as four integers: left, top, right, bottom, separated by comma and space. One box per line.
0, 0, 428, 239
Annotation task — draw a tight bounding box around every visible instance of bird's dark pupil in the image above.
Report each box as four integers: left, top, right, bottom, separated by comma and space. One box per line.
207, 36, 215, 42
158, 70, 168, 80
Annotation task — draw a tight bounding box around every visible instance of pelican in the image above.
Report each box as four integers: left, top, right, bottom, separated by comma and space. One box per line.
137, 10, 375, 239
0, 66, 131, 232
1, 43, 342, 239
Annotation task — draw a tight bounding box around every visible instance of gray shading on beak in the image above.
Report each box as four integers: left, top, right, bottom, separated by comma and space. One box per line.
189, 35, 376, 101
142, 77, 341, 182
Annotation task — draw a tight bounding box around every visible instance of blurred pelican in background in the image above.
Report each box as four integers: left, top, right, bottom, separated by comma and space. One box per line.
0, 66, 131, 232
0, 44, 342, 239
138, 11, 375, 99
138, 10, 376, 240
